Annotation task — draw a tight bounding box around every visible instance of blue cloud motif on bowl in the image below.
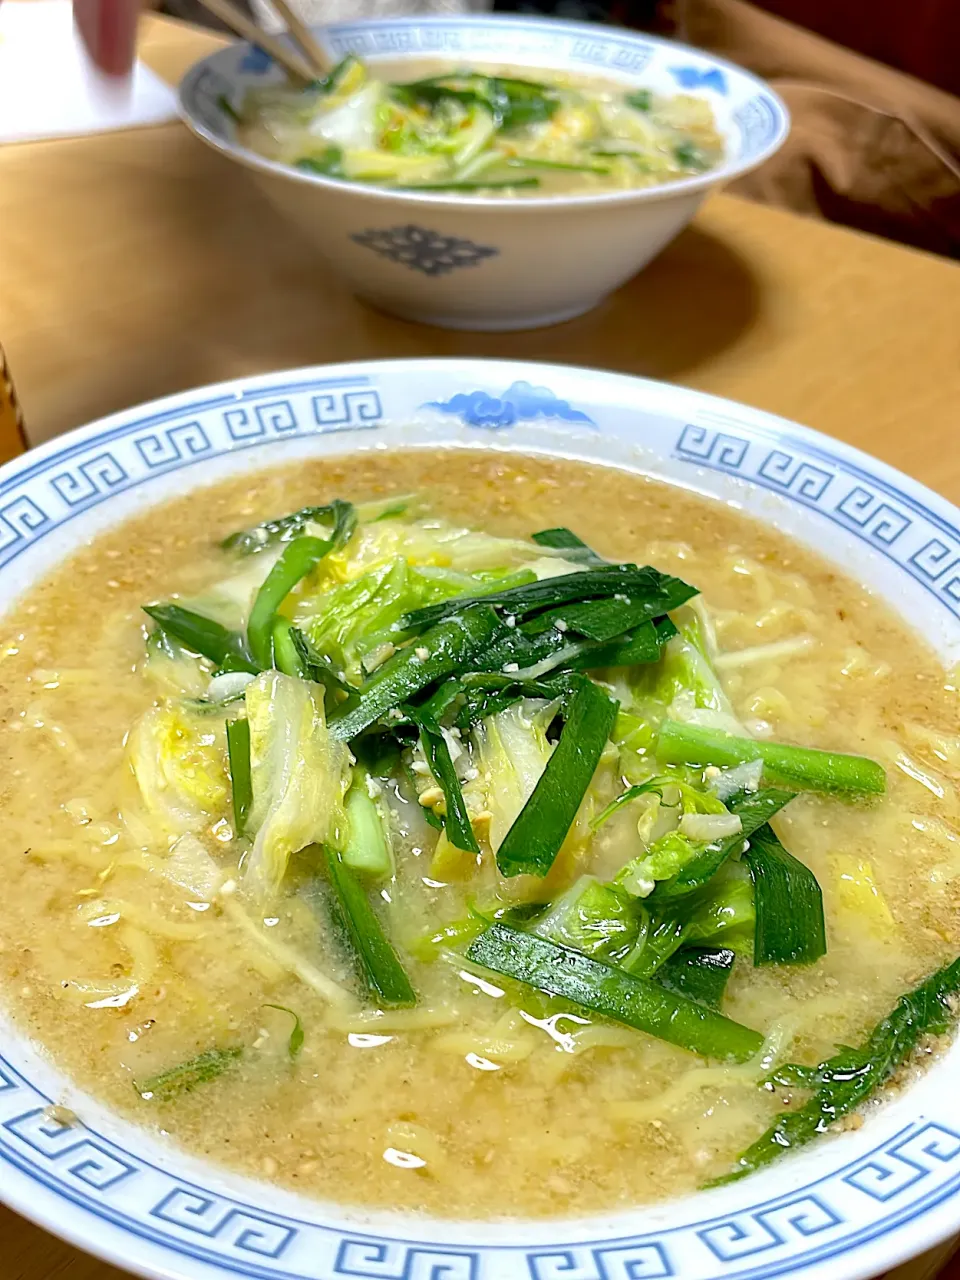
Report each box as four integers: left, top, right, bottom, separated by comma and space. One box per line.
239, 45, 273, 74
669, 65, 728, 94
423, 380, 596, 429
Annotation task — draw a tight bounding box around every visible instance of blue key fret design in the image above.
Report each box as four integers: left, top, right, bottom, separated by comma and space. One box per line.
530, 1242, 672, 1279
699, 1197, 843, 1262
51, 453, 128, 507
4, 1108, 136, 1191
136, 421, 212, 469
673, 422, 960, 620
335, 1240, 477, 1278
152, 1189, 295, 1259
0, 494, 49, 556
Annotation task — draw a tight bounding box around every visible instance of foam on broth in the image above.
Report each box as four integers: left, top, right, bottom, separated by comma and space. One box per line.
0, 449, 957, 1218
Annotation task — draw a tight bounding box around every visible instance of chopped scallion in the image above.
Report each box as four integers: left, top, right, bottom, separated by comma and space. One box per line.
222, 500, 356, 557
328, 605, 501, 742
655, 946, 736, 1009
136, 1047, 243, 1101
718, 955, 960, 1181
143, 603, 256, 673
531, 527, 606, 564
466, 924, 763, 1062
496, 678, 618, 878
321, 845, 416, 1007
247, 535, 333, 670
226, 716, 252, 836
657, 721, 886, 796
407, 709, 479, 855
272, 617, 306, 678
743, 825, 826, 966
402, 564, 696, 632
262, 1004, 305, 1059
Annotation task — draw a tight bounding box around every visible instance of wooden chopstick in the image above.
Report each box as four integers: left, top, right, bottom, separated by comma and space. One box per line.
195, 0, 316, 84
266, 0, 332, 78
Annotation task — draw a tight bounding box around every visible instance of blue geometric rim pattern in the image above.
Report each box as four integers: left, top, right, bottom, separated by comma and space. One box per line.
672, 422, 960, 620
2, 368, 960, 1279
4, 378, 960, 624
2, 1041, 960, 1280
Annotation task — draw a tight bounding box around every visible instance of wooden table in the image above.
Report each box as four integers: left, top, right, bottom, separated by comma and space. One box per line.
3, 11, 960, 1278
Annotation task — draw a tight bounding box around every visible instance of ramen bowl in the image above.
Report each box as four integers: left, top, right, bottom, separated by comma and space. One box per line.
1, 358, 960, 1280
178, 15, 788, 330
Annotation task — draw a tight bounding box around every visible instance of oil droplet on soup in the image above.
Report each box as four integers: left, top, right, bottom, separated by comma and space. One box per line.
0, 450, 957, 1218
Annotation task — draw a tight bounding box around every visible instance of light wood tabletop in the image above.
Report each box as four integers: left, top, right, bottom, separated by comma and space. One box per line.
2, 10, 960, 1278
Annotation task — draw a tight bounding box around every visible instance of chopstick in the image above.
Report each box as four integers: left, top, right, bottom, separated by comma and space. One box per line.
195, 0, 325, 85
267, 0, 333, 79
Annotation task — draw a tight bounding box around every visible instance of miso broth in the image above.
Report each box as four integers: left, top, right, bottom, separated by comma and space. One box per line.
235, 57, 724, 195
0, 449, 958, 1219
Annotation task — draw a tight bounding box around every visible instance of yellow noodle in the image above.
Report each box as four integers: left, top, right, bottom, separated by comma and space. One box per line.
608, 1020, 797, 1124
78, 897, 205, 942
118, 923, 160, 987
714, 635, 815, 670
222, 900, 352, 1006
431, 1009, 539, 1062
905, 723, 960, 771
327, 1005, 461, 1034
29, 668, 110, 686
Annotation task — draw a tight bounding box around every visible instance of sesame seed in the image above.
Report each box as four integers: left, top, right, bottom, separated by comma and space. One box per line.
415, 647, 430, 661
502, 662, 520, 673
42, 1105, 78, 1128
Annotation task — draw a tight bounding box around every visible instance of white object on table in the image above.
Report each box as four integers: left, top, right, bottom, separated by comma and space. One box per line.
0, 0, 177, 145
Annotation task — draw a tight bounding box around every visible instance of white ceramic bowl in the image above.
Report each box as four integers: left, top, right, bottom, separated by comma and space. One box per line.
178, 15, 788, 330
2, 358, 960, 1280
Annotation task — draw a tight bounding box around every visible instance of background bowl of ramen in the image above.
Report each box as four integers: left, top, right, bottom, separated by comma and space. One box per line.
1, 357, 960, 1280
178, 15, 788, 331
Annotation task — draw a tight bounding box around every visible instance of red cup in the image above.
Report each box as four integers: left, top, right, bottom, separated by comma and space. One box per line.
73, 0, 140, 78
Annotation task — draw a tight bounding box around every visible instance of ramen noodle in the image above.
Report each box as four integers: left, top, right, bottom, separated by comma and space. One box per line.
0, 450, 957, 1219
234, 57, 724, 195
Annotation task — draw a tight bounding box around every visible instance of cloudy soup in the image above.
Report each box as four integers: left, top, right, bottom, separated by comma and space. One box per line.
1, 449, 958, 1219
